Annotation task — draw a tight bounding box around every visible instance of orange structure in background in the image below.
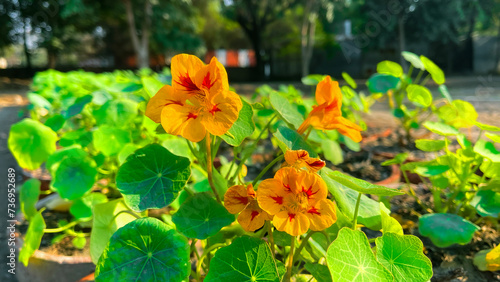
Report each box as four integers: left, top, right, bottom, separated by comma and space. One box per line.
205, 50, 256, 67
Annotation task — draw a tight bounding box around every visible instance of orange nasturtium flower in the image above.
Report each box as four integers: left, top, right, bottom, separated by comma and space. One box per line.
146, 54, 242, 142
283, 149, 325, 173
224, 184, 272, 232
257, 167, 336, 236
297, 75, 363, 142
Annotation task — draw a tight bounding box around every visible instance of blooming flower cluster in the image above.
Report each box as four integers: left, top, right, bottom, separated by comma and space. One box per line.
225, 150, 336, 236
146, 54, 242, 142
298, 75, 362, 142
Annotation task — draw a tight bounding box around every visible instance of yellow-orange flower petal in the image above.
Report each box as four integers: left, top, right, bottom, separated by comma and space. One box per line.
486, 245, 500, 271
224, 185, 250, 214
238, 200, 271, 232
297, 75, 363, 142
297, 171, 328, 206
274, 167, 301, 194
160, 103, 206, 142
194, 56, 229, 92
273, 210, 310, 236
145, 85, 184, 123
306, 199, 337, 231
171, 54, 205, 93
256, 178, 287, 215
202, 90, 242, 136
284, 150, 325, 173
315, 76, 342, 112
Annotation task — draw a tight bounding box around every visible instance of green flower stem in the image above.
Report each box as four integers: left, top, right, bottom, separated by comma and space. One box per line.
293, 231, 315, 265
252, 154, 284, 187
352, 193, 362, 229
402, 169, 432, 213
414, 70, 424, 84
407, 64, 414, 78
285, 237, 296, 282
267, 222, 275, 255
196, 242, 226, 279
44, 220, 82, 233
206, 133, 222, 203
420, 74, 431, 86
229, 114, 277, 184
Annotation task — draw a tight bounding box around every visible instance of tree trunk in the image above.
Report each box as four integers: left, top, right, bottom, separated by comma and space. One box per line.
23, 18, 31, 70
301, 0, 317, 77
124, 0, 151, 69
48, 51, 56, 69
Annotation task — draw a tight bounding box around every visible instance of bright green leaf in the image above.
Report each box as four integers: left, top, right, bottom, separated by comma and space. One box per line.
377, 60, 403, 77
326, 228, 393, 282
414, 165, 450, 177
273, 126, 317, 157
172, 193, 234, 239
419, 213, 479, 247
423, 121, 459, 136
326, 170, 404, 196
342, 72, 357, 89
474, 121, 500, 132
63, 95, 92, 118
420, 55, 445, 84
269, 92, 304, 129
305, 263, 332, 282
438, 85, 452, 102
93, 125, 132, 157
72, 237, 87, 249
44, 114, 65, 132
381, 152, 409, 166
376, 233, 433, 282
367, 74, 400, 94
380, 203, 403, 235
415, 139, 446, 152
485, 132, 500, 143
470, 190, 500, 217
116, 144, 191, 212
402, 51, 424, 70
205, 236, 284, 281
20, 179, 41, 220
222, 98, 255, 146
70, 193, 108, 221
322, 139, 343, 165
407, 84, 432, 108
8, 119, 58, 170
141, 76, 164, 98
19, 210, 46, 266
95, 218, 190, 282
474, 140, 500, 162
302, 74, 326, 86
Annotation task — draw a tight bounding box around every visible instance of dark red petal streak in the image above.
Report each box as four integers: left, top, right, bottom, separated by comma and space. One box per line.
288, 213, 296, 222
250, 210, 260, 221
308, 206, 321, 215
187, 112, 198, 120
270, 196, 283, 205
176, 73, 199, 91
202, 72, 216, 89
209, 104, 222, 115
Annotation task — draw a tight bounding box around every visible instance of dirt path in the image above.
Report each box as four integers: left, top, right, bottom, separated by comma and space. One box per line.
0, 88, 28, 282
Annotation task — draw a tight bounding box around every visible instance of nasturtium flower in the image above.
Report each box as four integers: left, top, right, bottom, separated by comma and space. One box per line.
283, 149, 325, 173
257, 167, 337, 236
146, 54, 242, 142
224, 184, 272, 232
297, 75, 363, 142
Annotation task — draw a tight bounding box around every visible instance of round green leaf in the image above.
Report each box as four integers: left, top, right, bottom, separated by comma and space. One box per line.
342, 72, 357, 89
367, 74, 400, 94
470, 190, 500, 217
474, 140, 500, 162
326, 170, 404, 196
380, 203, 403, 235
63, 95, 92, 118
415, 139, 446, 152
117, 143, 140, 165
407, 84, 432, 107
72, 237, 87, 249
402, 51, 424, 70
273, 126, 317, 157
20, 179, 41, 220
420, 55, 445, 84
423, 121, 459, 136
93, 125, 132, 157
305, 263, 332, 282
413, 164, 450, 177
326, 228, 393, 282
419, 213, 479, 247
44, 114, 66, 132
90, 199, 142, 264
205, 236, 284, 281
437, 100, 477, 128
48, 148, 97, 200
19, 210, 46, 266
93, 99, 138, 127
172, 192, 234, 239
269, 92, 304, 129
222, 97, 255, 146
95, 218, 190, 282
376, 233, 433, 282
438, 85, 452, 102
8, 119, 58, 170
59, 129, 92, 147
116, 144, 191, 212
27, 93, 52, 111
377, 60, 403, 77
70, 193, 109, 221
